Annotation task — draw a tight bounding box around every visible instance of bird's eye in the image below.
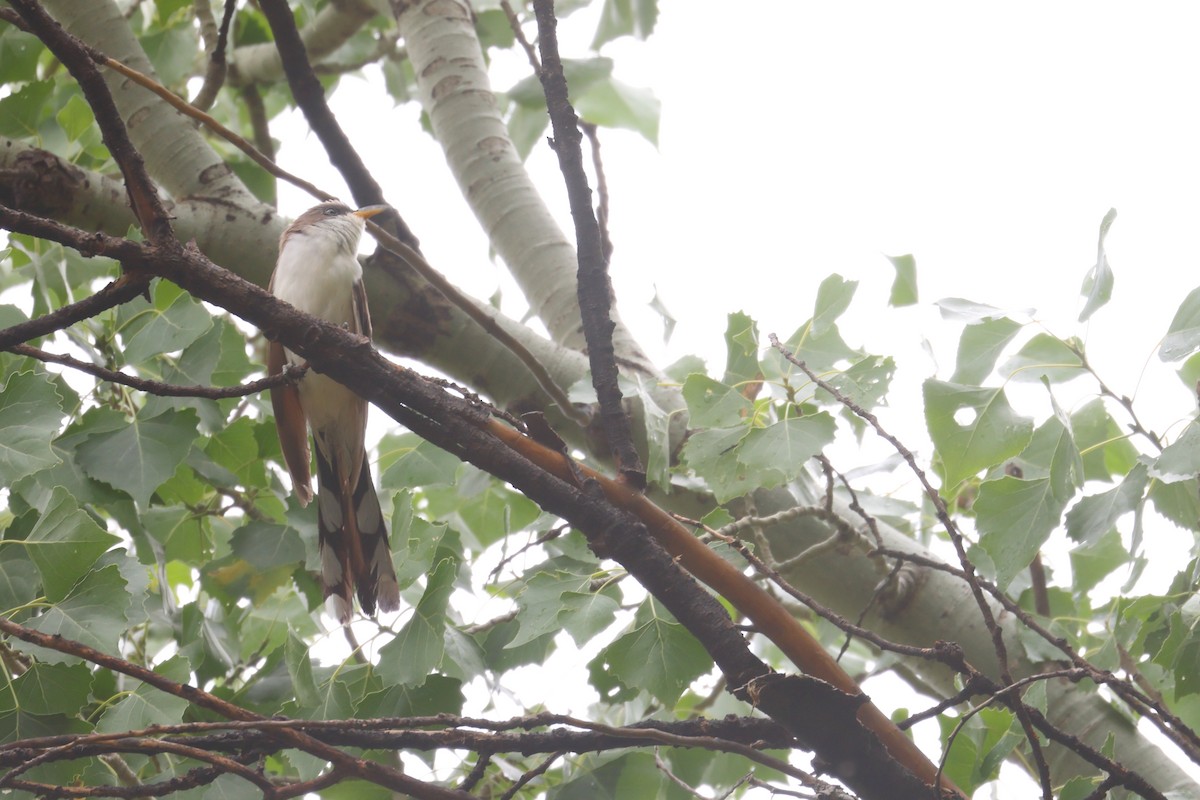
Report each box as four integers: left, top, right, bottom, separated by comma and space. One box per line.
323, 207, 340, 216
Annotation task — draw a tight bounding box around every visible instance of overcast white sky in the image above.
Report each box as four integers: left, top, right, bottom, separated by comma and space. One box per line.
276, 3, 1200, 794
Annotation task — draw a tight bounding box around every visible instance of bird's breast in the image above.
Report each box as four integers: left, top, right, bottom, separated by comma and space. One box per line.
271, 234, 362, 325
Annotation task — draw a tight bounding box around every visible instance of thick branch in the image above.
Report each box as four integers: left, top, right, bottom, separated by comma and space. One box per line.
0, 205, 948, 800
227, 0, 378, 86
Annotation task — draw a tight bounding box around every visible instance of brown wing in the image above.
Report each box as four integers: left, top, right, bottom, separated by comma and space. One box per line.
268, 340, 313, 506
352, 278, 372, 338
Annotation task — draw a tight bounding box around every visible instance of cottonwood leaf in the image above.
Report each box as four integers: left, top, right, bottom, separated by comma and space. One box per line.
230, 521, 305, 570
1151, 422, 1200, 483
1070, 529, 1127, 593
737, 414, 836, 479
0, 371, 63, 484
377, 557, 457, 687
1000, 334, 1085, 383
25, 487, 119, 602
923, 380, 1034, 488
886, 253, 918, 307
593, 599, 711, 706
951, 317, 1023, 385
575, 76, 660, 145
0, 80, 51, 137
5, 663, 92, 716
76, 408, 198, 507
1065, 463, 1148, 544
680, 425, 754, 503
682, 374, 752, 428
22, 565, 131, 665
120, 283, 213, 365
508, 557, 619, 649
722, 312, 760, 388
1071, 398, 1139, 481
976, 476, 1068, 588
1160, 285, 1200, 362
936, 297, 1014, 323
97, 656, 190, 733
811, 274, 858, 336
819, 355, 895, 410
1079, 208, 1117, 322
591, 0, 658, 48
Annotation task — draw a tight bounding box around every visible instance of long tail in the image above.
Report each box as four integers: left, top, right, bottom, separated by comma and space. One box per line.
315, 450, 400, 620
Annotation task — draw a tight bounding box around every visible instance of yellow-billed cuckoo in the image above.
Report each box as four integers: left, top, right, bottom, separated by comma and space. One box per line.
268, 200, 400, 621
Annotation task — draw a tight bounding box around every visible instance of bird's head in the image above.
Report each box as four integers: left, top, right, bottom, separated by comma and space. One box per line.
283, 201, 389, 254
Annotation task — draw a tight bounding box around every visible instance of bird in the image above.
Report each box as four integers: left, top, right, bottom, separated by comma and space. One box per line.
267, 200, 400, 621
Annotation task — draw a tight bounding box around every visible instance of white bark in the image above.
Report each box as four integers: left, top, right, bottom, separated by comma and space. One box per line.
394, 0, 654, 374
753, 484, 1198, 797
227, 0, 378, 86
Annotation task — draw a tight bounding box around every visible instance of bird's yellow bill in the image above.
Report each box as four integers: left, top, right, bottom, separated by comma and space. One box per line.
353, 205, 388, 219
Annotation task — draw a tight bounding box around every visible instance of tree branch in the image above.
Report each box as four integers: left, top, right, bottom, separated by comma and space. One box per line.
10, 0, 171, 242
7, 343, 308, 399
532, 0, 644, 488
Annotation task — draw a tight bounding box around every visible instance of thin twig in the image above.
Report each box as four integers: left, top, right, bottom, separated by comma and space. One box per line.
9, 343, 307, 398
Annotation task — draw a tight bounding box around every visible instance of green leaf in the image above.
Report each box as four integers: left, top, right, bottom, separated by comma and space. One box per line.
1161, 285, 1200, 362
506, 101, 550, 160
6, 663, 92, 716
0, 27, 44, 83
923, 380, 1034, 489
950, 316, 1023, 385
285, 633, 320, 707
379, 434, 459, 490
591, 0, 659, 49
1151, 421, 1200, 483
21, 565, 132, 666
818, 355, 895, 411
976, 416, 1079, 587
0, 371, 63, 484
1065, 462, 1148, 544
681, 374, 752, 428
976, 476, 1067, 587
811, 274, 857, 336
509, 57, 613, 106
98, 656, 190, 732
0, 80, 52, 138
574, 75, 660, 145
592, 599, 711, 706
1079, 208, 1116, 322
680, 425, 753, 504
999, 333, 1085, 383
25, 487, 119, 602
886, 253, 918, 307
119, 282, 213, 365
1070, 528, 1127, 593
55, 94, 94, 143
1071, 398, 1138, 481
230, 521, 305, 570
76, 408, 199, 507
140, 19, 199, 87
508, 557, 619, 649
722, 311, 761, 388
632, 376, 672, 489
737, 414, 837, 481
936, 297, 1017, 323
377, 556, 457, 687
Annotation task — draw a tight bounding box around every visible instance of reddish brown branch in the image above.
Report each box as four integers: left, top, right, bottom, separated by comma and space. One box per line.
0, 203, 947, 800
531, 0, 644, 488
